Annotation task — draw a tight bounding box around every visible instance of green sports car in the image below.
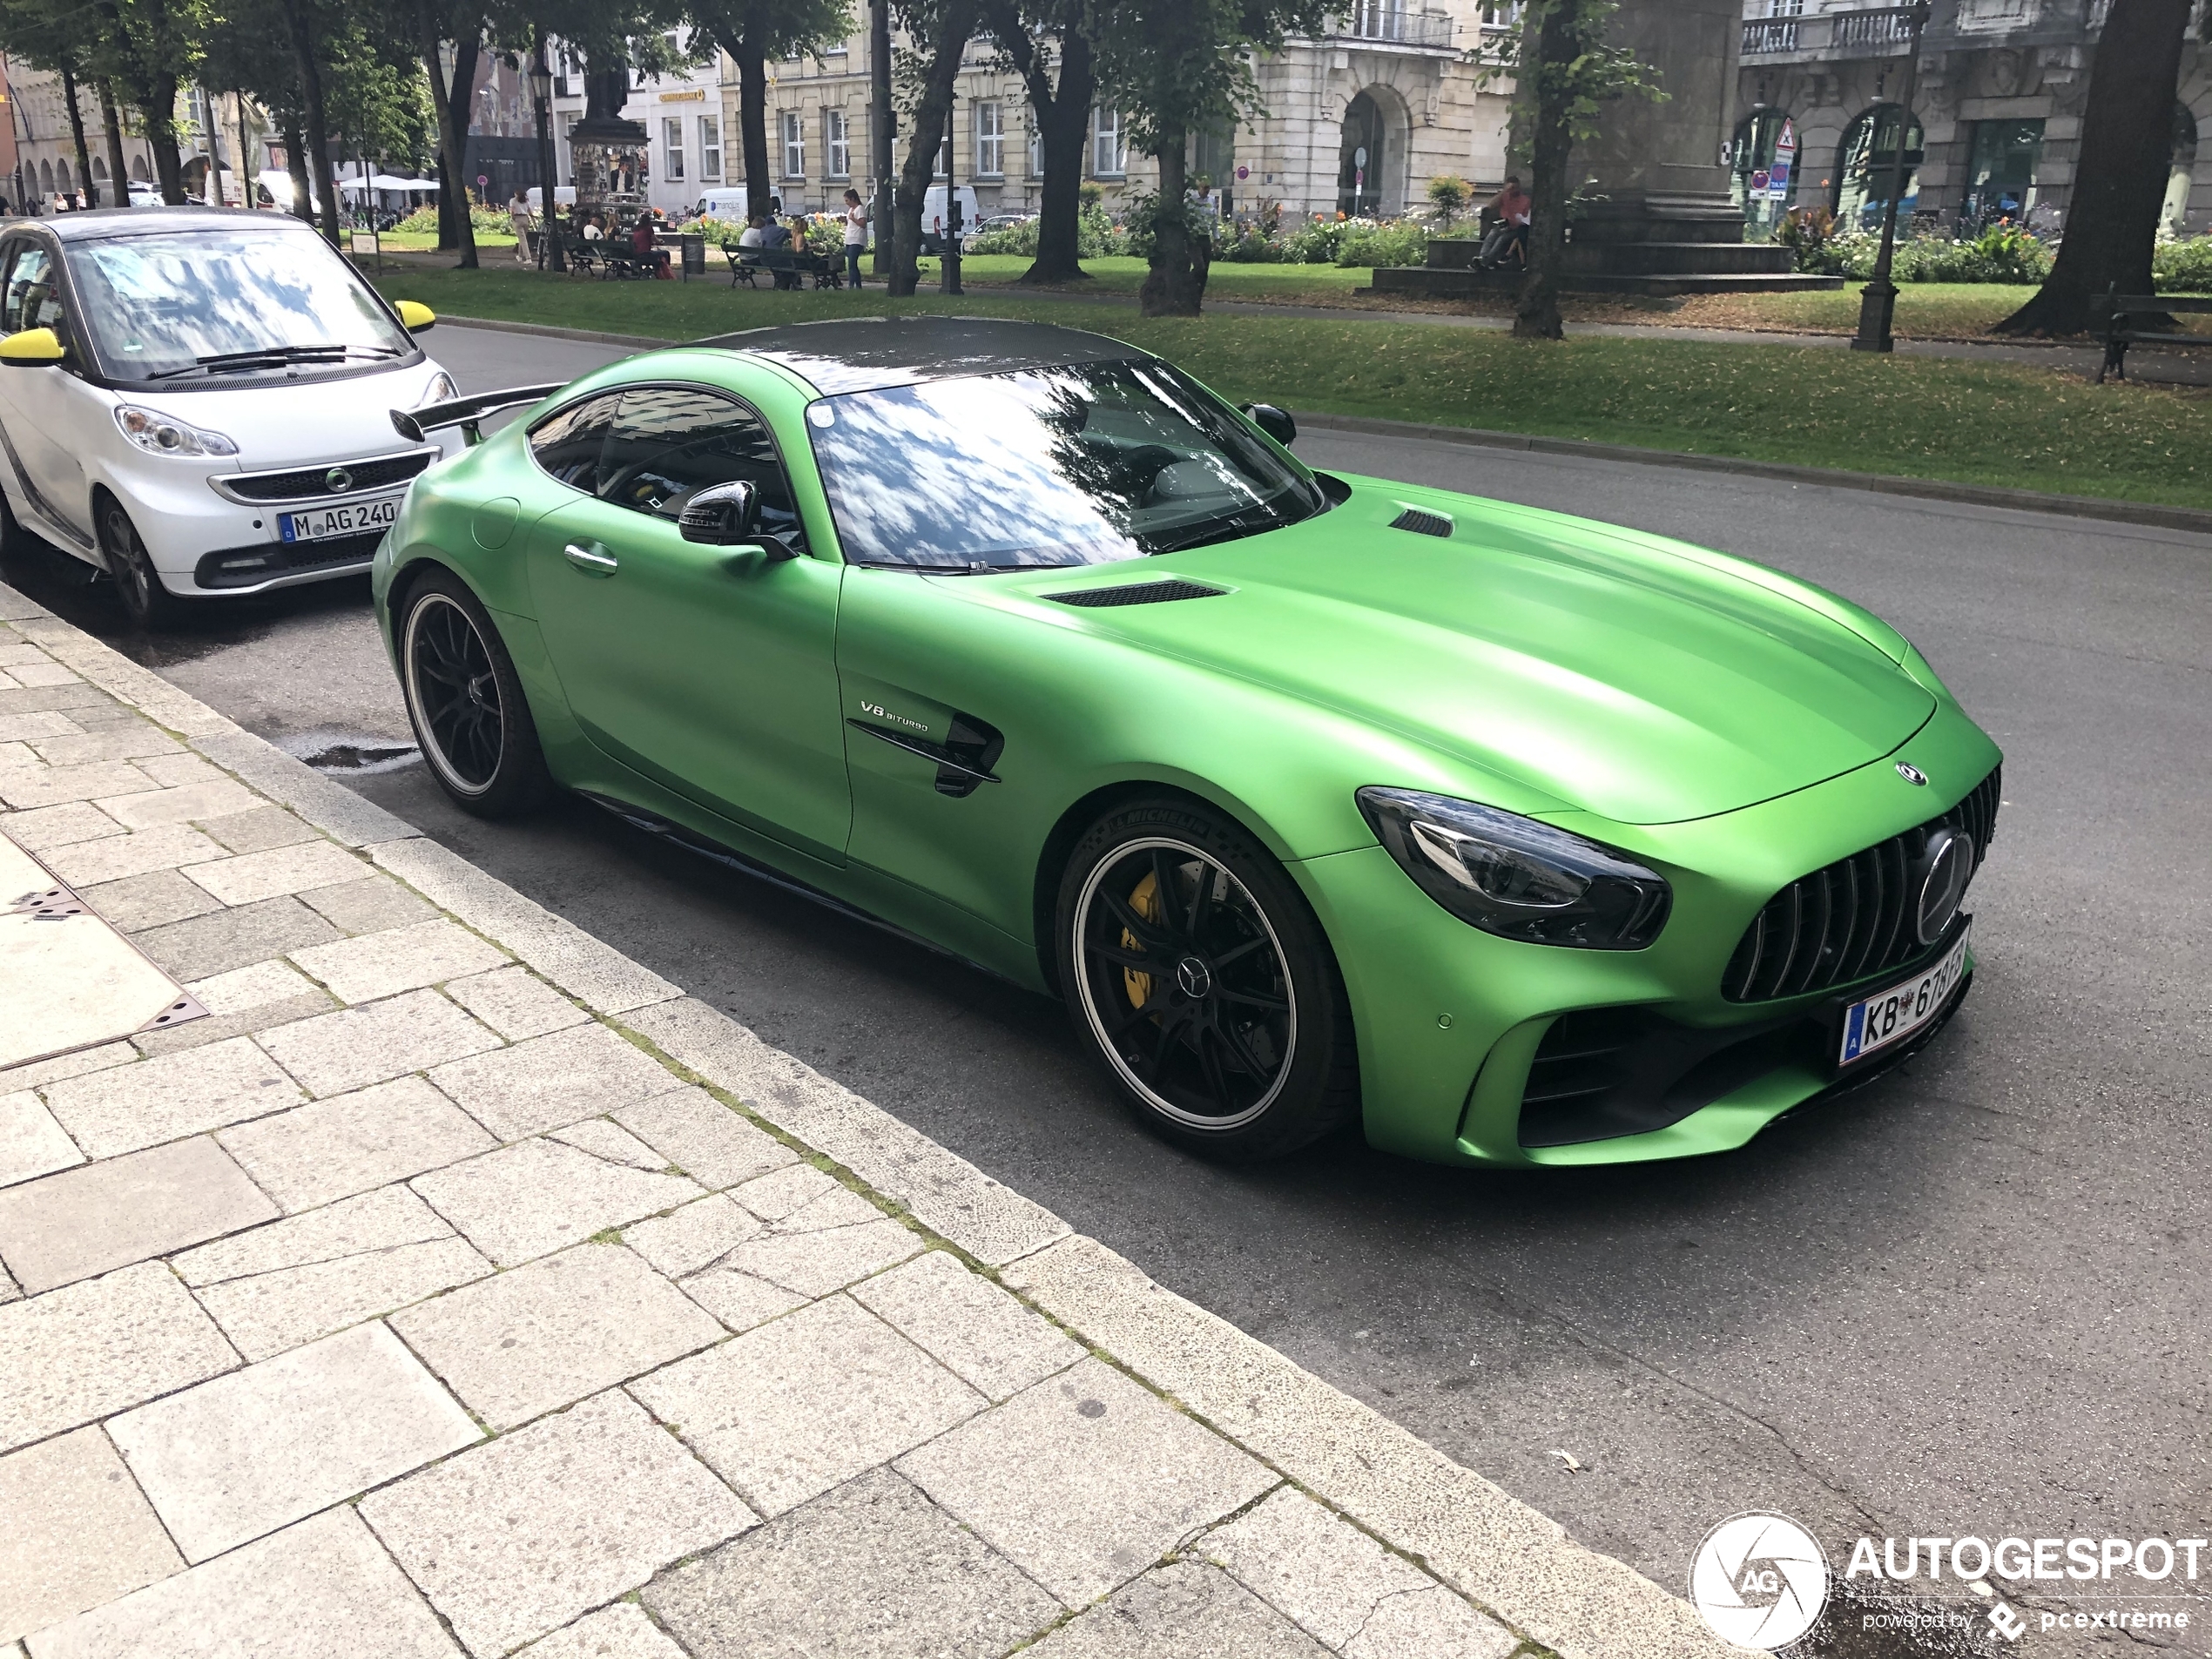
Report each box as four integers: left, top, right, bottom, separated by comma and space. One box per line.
372, 316, 2000, 1167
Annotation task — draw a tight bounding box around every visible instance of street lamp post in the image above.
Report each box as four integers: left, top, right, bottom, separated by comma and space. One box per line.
530, 47, 564, 272
871, 0, 894, 277
941, 87, 961, 295
1851, 0, 1932, 354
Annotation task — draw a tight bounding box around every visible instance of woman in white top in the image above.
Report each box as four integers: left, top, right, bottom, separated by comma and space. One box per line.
842, 188, 868, 288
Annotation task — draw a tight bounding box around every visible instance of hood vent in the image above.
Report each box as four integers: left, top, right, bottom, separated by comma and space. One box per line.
1390, 507, 1454, 538
1050, 580, 1227, 609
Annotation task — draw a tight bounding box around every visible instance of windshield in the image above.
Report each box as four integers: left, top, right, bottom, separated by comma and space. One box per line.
805, 360, 1322, 570
63, 229, 415, 384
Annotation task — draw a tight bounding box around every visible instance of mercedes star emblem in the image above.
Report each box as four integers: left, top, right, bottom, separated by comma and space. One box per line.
325, 466, 354, 494
1896, 762, 1929, 786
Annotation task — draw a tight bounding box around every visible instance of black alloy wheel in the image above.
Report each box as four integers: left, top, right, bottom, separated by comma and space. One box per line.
100, 498, 184, 629
398, 568, 552, 817
1059, 797, 1359, 1160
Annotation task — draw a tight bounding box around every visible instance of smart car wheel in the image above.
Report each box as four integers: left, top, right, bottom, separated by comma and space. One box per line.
99, 499, 184, 630
398, 569, 552, 817
1058, 798, 1359, 1161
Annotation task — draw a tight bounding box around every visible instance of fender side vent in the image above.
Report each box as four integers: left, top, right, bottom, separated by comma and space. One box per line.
1390, 507, 1454, 538
1050, 580, 1227, 608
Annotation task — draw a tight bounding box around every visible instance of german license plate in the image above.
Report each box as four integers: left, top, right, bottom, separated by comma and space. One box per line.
1838, 926, 1970, 1067
278, 495, 401, 543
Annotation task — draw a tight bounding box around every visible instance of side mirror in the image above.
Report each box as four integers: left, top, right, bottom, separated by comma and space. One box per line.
395, 300, 436, 334
0, 327, 64, 368
680, 480, 770, 548
1242, 402, 1296, 448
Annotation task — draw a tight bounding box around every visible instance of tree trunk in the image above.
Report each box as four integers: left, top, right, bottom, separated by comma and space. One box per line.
59, 67, 95, 206
280, 0, 342, 242
146, 76, 185, 204
889, 0, 979, 298
434, 33, 481, 250
735, 37, 771, 220
533, 31, 563, 268
1139, 132, 1206, 316
98, 82, 130, 206
281, 113, 315, 223
1512, 3, 1580, 341
986, 5, 1094, 284
235, 91, 252, 203
421, 15, 480, 267
1993, 0, 2189, 335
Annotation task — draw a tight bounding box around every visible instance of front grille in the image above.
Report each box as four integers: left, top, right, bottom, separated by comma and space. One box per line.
1721, 765, 2000, 1002
220, 450, 435, 502
1389, 507, 1453, 537
193, 530, 383, 589
1049, 580, 1225, 608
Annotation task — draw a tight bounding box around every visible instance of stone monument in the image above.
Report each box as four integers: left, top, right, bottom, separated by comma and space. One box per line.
1372, 0, 1838, 298
569, 68, 651, 229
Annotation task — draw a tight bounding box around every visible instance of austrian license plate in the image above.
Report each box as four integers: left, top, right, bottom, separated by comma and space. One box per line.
1838, 926, 1970, 1068
278, 495, 401, 543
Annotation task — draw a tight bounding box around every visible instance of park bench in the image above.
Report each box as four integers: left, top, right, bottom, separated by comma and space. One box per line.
723, 246, 764, 287
2096, 283, 2212, 382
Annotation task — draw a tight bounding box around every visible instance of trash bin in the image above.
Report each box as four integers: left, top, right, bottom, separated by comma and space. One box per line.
680, 233, 705, 280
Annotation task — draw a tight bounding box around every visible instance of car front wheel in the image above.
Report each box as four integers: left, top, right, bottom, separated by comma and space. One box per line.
99, 498, 185, 629
1057, 797, 1359, 1161
397, 568, 553, 817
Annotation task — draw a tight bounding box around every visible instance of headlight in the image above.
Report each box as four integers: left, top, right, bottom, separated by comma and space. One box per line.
114, 405, 238, 457
416, 372, 457, 408
1357, 786, 1671, 950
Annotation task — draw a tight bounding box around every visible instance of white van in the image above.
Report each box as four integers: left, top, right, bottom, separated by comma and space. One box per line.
921, 185, 981, 253
0, 208, 457, 625
696, 188, 750, 222
524, 185, 577, 212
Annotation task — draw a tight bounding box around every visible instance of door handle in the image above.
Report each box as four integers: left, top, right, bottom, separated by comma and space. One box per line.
563, 541, 617, 576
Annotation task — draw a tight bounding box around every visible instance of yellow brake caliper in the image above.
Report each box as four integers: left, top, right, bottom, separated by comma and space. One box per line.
1123, 870, 1160, 1010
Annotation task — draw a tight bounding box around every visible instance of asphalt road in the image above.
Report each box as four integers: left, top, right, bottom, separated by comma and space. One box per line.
14, 323, 2207, 1656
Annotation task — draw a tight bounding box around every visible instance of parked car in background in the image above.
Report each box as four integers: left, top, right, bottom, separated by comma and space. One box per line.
921, 185, 981, 253
0, 207, 456, 625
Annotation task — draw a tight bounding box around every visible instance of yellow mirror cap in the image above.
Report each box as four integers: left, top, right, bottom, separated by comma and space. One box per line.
0, 327, 64, 363
395, 301, 436, 331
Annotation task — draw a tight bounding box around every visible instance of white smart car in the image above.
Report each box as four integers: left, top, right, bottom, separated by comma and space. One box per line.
0, 206, 456, 624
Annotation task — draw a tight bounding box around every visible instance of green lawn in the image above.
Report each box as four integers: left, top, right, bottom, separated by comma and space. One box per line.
375, 266, 2212, 511
954, 253, 1375, 303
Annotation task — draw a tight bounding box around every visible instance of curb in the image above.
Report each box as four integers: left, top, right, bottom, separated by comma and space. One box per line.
419, 313, 2209, 538
1291, 411, 2212, 537
4, 582, 1739, 1659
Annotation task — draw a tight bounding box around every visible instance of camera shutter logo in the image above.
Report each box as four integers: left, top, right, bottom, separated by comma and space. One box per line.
1689, 1513, 1831, 1650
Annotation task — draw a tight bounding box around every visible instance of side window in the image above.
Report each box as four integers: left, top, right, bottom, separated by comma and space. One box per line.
1, 246, 62, 335
527, 393, 621, 492
597, 386, 807, 552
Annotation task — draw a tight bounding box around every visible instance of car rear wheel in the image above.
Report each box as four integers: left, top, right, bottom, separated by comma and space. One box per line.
1057, 797, 1359, 1161
398, 568, 552, 817
99, 499, 185, 630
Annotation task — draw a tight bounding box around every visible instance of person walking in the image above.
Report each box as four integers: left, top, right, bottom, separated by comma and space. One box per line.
841, 188, 867, 288
509, 192, 535, 266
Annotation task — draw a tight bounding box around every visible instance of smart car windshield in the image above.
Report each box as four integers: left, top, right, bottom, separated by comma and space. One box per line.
63, 228, 416, 384
805, 361, 1323, 570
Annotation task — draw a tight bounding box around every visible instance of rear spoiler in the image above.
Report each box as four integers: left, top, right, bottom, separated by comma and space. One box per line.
391, 383, 565, 446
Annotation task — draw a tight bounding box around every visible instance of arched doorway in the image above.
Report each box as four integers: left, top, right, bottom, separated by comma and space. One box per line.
2168, 102, 2199, 233
130, 156, 149, 181
1833, 104, 1923, 232
1337, 89, 1406, 218
1730, 107, 1797, 233
37, 160, 53, 195
91, 158, 108, 182
56, 159, 71, 194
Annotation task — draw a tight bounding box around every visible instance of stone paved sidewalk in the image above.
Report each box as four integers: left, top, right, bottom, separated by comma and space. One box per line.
0, 583, 1734, 1659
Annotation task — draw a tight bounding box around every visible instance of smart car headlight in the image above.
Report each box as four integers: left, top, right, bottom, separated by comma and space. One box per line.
416, 371, 458, 408
1356, 786, 1671, 950
114, 404, 238, 458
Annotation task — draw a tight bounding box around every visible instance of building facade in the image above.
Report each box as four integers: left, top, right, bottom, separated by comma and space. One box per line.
0, 61, 165, 209
1732, 0, 2209, 238
549, 31, 726, 217
696, 3, 1517, 226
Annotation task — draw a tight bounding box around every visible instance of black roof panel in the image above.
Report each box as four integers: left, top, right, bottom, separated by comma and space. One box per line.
695, 315, 1148, 395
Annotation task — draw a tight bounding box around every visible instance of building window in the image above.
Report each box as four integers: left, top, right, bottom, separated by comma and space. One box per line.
1767, 0, 1803, 15
826, 109, 850, 179
975, 101, 1004, 178
701, 115, 722, 179
934, 135, 949, 179
1028, 117, 1043, 178
1833, 104, 1923, 231
664, 118, 686, 182
781, 110, 806, 179
1090, 108, 1125, 177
